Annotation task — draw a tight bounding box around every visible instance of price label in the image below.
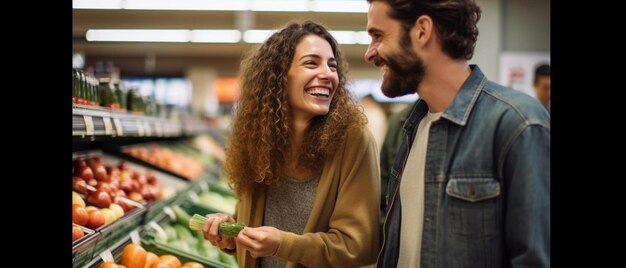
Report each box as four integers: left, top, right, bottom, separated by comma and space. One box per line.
137, 120, 145, 136
113, 118, 124, 136
189, 191, 200, 203
163, 206, 176, 222
99, 250, 114, 263
83, 115, 94, 136
102, 117, 113, 135
148, 221, 168, 241
130, 230, 141, 245
143, 121, 152, 136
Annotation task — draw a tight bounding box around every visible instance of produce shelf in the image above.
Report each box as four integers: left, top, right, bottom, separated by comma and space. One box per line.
73, 104, 215, 138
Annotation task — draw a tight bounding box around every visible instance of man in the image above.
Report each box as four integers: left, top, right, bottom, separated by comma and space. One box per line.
364, 1, 550, 267
533, 63, 551, 111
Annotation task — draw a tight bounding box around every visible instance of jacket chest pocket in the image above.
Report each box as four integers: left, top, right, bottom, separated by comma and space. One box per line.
445, 178, 500, 239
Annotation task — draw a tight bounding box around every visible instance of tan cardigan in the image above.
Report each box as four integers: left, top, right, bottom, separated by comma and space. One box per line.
234, 126, 381, 268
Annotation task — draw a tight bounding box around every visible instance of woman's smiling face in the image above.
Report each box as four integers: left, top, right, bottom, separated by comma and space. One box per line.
286, 34, 339, 122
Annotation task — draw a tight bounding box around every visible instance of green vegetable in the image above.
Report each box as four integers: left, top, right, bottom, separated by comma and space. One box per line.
189, 214, 245, 237
218, 222, 245, 237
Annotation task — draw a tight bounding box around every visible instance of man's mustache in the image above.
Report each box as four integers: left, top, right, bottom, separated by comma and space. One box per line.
373, 56, 386, 67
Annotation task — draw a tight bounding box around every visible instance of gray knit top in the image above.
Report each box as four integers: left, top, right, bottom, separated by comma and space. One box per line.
259, 174, 321, 268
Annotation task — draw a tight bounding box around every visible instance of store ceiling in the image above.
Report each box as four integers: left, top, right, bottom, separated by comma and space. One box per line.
73, 9, 372, 77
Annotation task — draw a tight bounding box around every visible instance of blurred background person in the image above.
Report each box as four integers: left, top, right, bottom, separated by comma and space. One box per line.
533, 63, 551, 111
361, 94, 388, 150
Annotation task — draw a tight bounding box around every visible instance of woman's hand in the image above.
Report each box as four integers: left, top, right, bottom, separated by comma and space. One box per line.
236, 226, 282, 258
202, 213, 236, 250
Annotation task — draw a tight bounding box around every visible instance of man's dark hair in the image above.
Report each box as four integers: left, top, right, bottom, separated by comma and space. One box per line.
534, 64, 550, 85
367, 0, 481, 60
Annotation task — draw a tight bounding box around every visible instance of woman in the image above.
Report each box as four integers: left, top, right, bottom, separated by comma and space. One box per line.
202, 21, 380, 268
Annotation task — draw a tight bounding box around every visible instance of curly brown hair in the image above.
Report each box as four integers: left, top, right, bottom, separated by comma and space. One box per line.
368, 0, 481, 60
225, 20, 366, 197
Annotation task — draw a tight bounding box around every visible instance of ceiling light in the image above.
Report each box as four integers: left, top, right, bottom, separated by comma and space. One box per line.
312, 1, 368, 13
123, 0, 246, 11
354, 31, 371, 44
86, 29, 367, 45
86, 29, 190, 42
73, 0, 368, 13
243, 30, 277, 43
329, 31, 370, 45
73, 0, 121, 9
250, 0, 309, 12
191, 30, 242, 43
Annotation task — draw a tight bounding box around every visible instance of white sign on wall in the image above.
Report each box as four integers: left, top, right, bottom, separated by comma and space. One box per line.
499, 52, 550, 99
349, 79, 419, 103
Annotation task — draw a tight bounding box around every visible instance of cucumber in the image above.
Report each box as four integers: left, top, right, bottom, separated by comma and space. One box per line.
218, 222, 245, 237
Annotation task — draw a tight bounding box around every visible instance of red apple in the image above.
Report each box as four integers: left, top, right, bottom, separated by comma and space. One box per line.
72, 224, 85, 242
106, 166, 120, 181
72, 204, 89, 226
145, 171, 157, 185
75, 166, 94, 181
140, 186, 155, 201
114, 197, 132, 212
86, 210, 105, 229
130, 180, 140, 192
119, 180, 133, 194
94, 165, 109, 182
128, 192, 144, 203
73, 159, 87, 170
118, 161, 129, 171
86, 157, 103, 170
87, 190, 112, 208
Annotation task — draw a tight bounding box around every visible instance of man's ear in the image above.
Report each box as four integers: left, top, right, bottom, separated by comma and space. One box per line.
413, 15, 434, 45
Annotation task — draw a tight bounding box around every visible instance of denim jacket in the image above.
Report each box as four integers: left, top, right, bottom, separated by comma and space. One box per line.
377, 65, 550, 268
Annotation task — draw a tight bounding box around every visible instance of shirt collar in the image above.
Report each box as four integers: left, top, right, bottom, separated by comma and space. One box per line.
403, 64, 487, 132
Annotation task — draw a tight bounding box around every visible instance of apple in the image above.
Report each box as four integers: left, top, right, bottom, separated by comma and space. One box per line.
87, 190, 112, 208
119, 180, 133, 194
151, 184, 163, 199
106, 166, 120, 181
72, 224, 85, 242
86, 156, 103, 170
132, 172, 147, 185
86, 210, 105, 229
145, 171, 157, 185
72, 191, 85, 207
140, 186, 155, 201
85, 206, 99, 212
112, 197, 131, 212
73, 159, 87, 170
100, 208, 117, 224
118, 161, 129, 171
96, 181, 118, 197
114, 190, 127, 198
72, 204, 89, 226
119, 170, 131, 182
109, 203, 125, 219
130, 180, 141, 193
94, 165, 109, 182
75, 166, 94, 182
128, 192, 144, 203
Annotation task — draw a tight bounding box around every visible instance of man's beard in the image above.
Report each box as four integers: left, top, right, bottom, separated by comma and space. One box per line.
374, 36, 425, 98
